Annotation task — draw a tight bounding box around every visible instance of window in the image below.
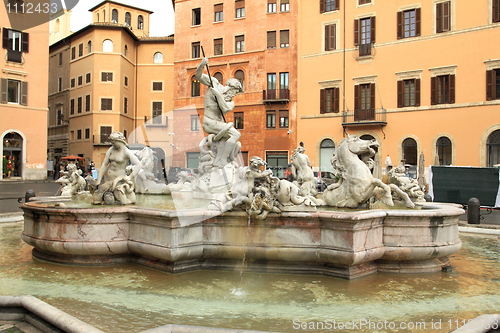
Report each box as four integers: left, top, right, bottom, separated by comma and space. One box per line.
267, 31, 276, 49
214, 38, 223, 55
78, 76, 83, 86
279, 110, 289, 128
192, 42, 201, 58
7, 0, 25, 13
191, 76, 200, 97
214, 3, 223, 22
354, 17, 375, 56
235, 35, 245, 53
0, 79, 27, 105
268, 0, 277, 13
398, 8, 421, 39
2, 29, 28, 62
124, 97, 128, 114
320, 139, 336, 173
191, 114, 200, 131
59, 52, 63, 65
325, 24, 336, 51
436, 136, 452, 166
124, 45, 128, 57
235, 0, 245, 18
58, 78, 62, 92
354, 83, 375, 121
494, 0, 500, 23
320, 87, 339, 113
57, 109, 63, 125
71, 46, 75, 60
280, 0, 289, 12
280, 30, 289, 48
71, 78, 75, 88
235, 70, 245, 91
152, 102, 162, 123
398, 78, 420, 107
101, 72, 113, 82
124, 76, 129, 87
125, 12, 131, 26
486, 68, 500, 100
267, 73, 276, 91
86, 73, 91, 84
77, 129, 82, 140
193, 8, 201, 26
85, 128, 90, 140
402, 138, 418, 165
320, 0, 339, 13
78, 43, 83, 57
100, 126, 112, 143
187, 152, 200, 168
359, 0, 371, 4
70, 99, 75, 114
123, 130, 127, 139
103, 39, 113, 52
87, 41, 92, 53
77, 97, 82, 113
280, 72, 289, 92
138, 15, 144, 30
436, 1, 451, 33
154, 52, 163, 63
112, 9, 118, 23
214, 72, 223, 84
266, 110, 276, 128
234, 112, 244, 129
431, 74, 455, 105
101, 98, 112, 111
266, 151, 288, 178
85, 95, 91, 111
153, 82, 163, 91
487, 130, 500, 167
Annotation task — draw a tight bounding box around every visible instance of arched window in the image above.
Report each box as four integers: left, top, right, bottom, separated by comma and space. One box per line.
234, 70, 245, 91
124, 45, 128, 57
125, 12, 131, 26
55, 19, 60, 32
360, 134, 376, 142
138, 15, 144, 30
97, 13, 99, 22
320, 139, 335, 173
103, 39, 113, 52
436, 136, 452, 166
191, 76, 200, 97
103, 10, 106, 22
402, 138, 418, 165
87, 41, 92, 53
153, 52, 163, 63
214, 72, 223, 85
112, 9, 118, 23
487, 130, 500, 167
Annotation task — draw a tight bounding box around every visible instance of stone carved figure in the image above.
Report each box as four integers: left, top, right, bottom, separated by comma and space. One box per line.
196, 57, 243, 168
132, 147, 170, 195
387, 165, 425, 208
323, 135, 394, 208
55, 163, 86, 196
291, 146, 317, 197
92, 132, 141, 205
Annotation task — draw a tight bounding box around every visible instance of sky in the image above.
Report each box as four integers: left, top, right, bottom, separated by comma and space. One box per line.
69, 0, 175, 36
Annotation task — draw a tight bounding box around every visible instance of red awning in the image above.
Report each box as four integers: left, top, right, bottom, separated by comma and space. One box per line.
60, 155, 84, 161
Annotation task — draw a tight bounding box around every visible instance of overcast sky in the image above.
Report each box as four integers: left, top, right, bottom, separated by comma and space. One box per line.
69, 0, 175, 36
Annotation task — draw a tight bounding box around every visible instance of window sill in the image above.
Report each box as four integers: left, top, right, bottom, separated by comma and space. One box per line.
191, 24, 201, 28
234, 17, 245, 21
214, 21, 224, 24
356, 55, 374, 64
321, 10, 339, 15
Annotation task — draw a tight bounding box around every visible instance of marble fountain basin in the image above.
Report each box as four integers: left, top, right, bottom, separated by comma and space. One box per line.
20, 200, 463, 279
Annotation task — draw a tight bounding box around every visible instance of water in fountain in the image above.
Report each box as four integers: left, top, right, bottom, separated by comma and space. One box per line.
2, 221, 499, 333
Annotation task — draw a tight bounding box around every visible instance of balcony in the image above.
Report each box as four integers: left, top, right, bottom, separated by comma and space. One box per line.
358, 43, 372, 57
342, 108, 387, 137
263, 89, 290, 104
7, 50, 22, 63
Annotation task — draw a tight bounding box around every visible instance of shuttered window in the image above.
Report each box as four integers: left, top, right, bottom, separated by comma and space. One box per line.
280, 0, 289, 12
494, 0, 500, 23
436, 1, 451, 33
354, 83, 375, 121
235, 0, 245, 18
354, 17, 375, 45
267, 31, 276, 49
320, 0, 339, 13
325, 24, 336, 51
431, 75, 455, 105
235, 35, 244, 53
397, 8, 421, 39
101, 98, 113, 110
397, 79, 421, 108
214, 3, 223, 22
280, 30, 289, 48
320, 87, 340, 114
214, 38, 223, 55
486, 69, 500, 101
0, 79, 27, 105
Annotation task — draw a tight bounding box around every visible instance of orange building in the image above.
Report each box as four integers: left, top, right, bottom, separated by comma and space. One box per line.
298, 0, 500, 175
48, 1, 175, 171
173, 0, 298, 176
1, 2, 49, 180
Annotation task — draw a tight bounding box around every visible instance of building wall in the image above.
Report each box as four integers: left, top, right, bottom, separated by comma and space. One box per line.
297, 0, 500, 171
91, 1, 152, 38
173, 0, 298, 170
1, 9, 49, 180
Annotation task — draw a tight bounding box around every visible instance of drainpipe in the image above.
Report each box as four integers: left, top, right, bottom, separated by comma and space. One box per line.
134, 40, 138, 143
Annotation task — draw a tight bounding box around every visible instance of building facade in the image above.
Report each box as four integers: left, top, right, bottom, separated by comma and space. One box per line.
1, 2, 49, 180
173, 0, 298, 176
48, 1, 175, 171
298, 0, 500, 174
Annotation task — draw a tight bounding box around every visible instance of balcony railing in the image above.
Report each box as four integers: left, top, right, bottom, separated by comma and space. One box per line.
7, 50, 22, 63
359, 43, 372, 57
342, 108, 387, 125
263, 89, 290, 102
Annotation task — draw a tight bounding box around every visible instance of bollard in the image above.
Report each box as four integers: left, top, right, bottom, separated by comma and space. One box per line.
424, 194, 432, 202
467, 197, 480, 225
25, 190, 36, 203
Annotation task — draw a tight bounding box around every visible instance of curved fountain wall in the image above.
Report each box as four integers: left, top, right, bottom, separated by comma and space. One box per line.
21, 202, 463, 279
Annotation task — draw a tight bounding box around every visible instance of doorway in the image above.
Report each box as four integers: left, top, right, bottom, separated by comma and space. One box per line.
2, 132, 23, 178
